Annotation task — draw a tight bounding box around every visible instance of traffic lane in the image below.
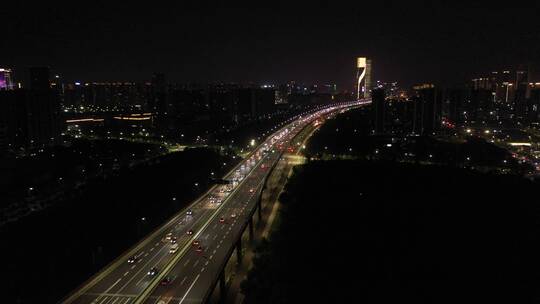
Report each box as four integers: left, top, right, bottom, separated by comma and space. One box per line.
150, 195, 258, 303
143, 199, 263, 302
82, 204, 213, 300
80, 197, 214, 297
147, 177, 265, 302
115, 201, 229, 296
71, 294, 136, 304
82, 201, 219, 301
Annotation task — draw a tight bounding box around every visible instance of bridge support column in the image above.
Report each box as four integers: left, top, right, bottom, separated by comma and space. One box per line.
236, 238, 243, 263
257, 197, 262, 222
248, 216, 254, 240
219, 269, 226, 300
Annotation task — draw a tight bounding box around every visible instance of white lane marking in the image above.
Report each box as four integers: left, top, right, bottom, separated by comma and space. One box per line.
95, 278, 121, 304
205, 261, 209, 266
209, 255, 214, 259
122, 298, 131, 304
212, 249, 217, 254
152, 296, 164, 304
155, 242, 160, 246
180, 276, 187, 285
183, 258, 191, 267
124, 271, 129, 277
193, 260, 199, 267
144, 253, 149, 257
110, 298, 120, 304
131, 265, 136, 270
213, 235, 217, 240
150, 247, 154, 252
216, 244, 220, 249
179, 274, 201, 304
98, 296, 110, 304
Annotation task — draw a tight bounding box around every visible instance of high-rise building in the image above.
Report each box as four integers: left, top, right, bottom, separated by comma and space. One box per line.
0, 67, 63, 152
372, 88, 385, 134
28, 67, 51, 90
500, 70, 514, 103
528, 84, 540, 122
356, 57, 372, 100
150, 73, 168, 114
24, 89, 63, 147
413, 84, 440, 135
0, 68, 14, 90
237, 87, 276, 122
514, 68, 529, 118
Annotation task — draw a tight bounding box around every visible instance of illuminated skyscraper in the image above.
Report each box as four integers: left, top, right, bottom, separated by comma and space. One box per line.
356, 57, 372, 99
0, 68, 14, 90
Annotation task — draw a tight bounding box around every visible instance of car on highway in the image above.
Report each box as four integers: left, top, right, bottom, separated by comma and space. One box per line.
231, 213, 237, 218
196, 245, 204, 253
170, 236, 177, 244
192, 240, 200, 246
169, 243, 179, 254
219, 217, 225, 223
160, 277, 172, 286
187, 229, 194, 235
127, 256, 137, 264
147, 267, 158, 276
249, 188, 254, 193
186, 209, 193, 216
165, 232, 173, 240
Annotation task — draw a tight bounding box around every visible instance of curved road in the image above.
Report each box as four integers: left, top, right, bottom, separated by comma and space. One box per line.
62, 101, 366, 304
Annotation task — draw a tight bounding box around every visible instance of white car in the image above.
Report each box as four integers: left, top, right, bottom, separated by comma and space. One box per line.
169, 243, 179, 254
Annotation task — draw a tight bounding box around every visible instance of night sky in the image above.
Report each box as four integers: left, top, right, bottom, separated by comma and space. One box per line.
2, 2, 539, 89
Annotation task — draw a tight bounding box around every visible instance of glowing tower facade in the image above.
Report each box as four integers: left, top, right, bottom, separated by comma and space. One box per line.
0, 68, 14, 90
356, 57, 372, 100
